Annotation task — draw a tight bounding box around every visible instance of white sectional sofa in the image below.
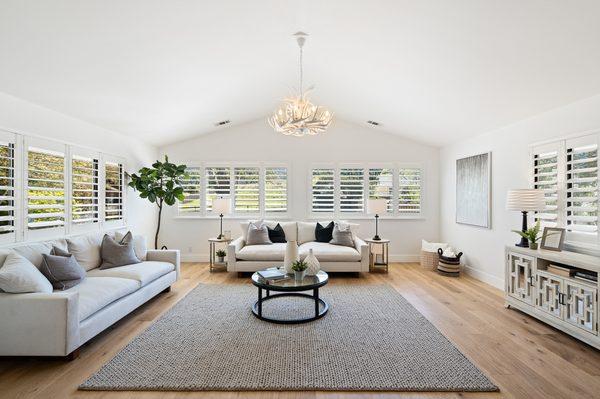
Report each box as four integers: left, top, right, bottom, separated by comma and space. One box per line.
0, 231, 179, 358
227, 221, 369, 273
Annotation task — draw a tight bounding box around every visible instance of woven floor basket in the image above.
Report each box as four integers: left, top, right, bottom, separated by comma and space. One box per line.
420, 250, 439, 270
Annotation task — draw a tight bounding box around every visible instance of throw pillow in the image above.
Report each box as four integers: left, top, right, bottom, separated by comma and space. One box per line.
115, 231, 147, 261
297, 222, 317, 244
315, 221, 334, 243
0, 252, 53, 294
330, 223, 355, 247
100, 234, 141, 269
267, 223, 287, 243
246, 222, 272, 246
39, 247, 86, 290
66, 233, 103, 271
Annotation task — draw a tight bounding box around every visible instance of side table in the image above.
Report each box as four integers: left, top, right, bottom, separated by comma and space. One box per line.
208, 237, 232, 272
365, 239, 390, 273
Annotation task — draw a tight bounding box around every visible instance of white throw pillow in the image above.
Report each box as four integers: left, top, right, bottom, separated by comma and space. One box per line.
115, 231, 148, 261
0, 252, 52, 294
421, 239, 449, 253
66, 233, 103, 271
297, 222, 317, 244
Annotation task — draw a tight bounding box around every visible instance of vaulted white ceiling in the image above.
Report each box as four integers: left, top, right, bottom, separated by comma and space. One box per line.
1, 0, 600, 147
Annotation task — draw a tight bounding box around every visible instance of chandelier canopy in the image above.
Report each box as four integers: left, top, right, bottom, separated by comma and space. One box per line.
268, 32, 333, 137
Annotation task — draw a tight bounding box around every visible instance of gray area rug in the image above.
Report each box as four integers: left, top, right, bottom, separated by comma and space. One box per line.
80, 284, 497, 392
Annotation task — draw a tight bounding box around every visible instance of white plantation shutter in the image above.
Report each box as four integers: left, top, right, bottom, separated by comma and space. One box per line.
566, 137, 598, 237
312, 168, 335, 213
0, 134, 15, 236
179, 166, 202, 214
368, 168, 393, 213
104, 161, 124, 222
205, 167, 231, 212
265, 167, 287, 213
398, 168, 422, 214
27, 145, 66, 230
234, 167, 260, 213
71, 154, 99, 225
533, 146, 560, 227
340, 168, 364, 213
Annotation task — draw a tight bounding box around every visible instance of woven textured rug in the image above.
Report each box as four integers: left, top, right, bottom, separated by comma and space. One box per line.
80, 284, 497, 392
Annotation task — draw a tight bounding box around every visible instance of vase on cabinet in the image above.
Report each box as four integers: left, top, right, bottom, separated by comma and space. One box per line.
304, 248, 320, 276
284, 240, 299, 274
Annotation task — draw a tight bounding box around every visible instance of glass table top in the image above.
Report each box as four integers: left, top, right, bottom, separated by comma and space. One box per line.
251, 270, 329, 290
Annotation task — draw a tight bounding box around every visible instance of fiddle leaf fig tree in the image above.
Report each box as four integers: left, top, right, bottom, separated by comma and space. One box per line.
128, 156, 188, 249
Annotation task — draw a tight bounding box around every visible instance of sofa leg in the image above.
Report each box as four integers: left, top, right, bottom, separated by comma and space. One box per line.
66, 348, 80, 361
162, 286, 171, 293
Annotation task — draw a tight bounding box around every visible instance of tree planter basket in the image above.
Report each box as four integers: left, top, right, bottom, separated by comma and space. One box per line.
420, 250, 439, 270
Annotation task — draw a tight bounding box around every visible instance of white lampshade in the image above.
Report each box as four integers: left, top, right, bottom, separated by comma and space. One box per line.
367, 198, 388, 215
506, 189, 546, 211
212, 197, 231, 215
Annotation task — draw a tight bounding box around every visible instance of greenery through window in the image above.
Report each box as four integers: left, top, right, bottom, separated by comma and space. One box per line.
105, 161, 123, 221
27, 147, 65, 230
72, 155, 99, 224
0, 142, 15, 234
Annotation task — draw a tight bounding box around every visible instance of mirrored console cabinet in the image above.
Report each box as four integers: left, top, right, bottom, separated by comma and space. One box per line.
505, 246, 599, 349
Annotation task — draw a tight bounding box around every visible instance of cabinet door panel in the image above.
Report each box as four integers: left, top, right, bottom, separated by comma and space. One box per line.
535, 272, 563, 319
507, 253, 535, 304
564, 281, 598, 335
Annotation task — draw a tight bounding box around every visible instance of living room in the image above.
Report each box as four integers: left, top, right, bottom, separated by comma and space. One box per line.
0, 1, 599, 398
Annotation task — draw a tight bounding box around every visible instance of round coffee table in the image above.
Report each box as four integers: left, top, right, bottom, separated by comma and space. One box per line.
251, 270, 329, 324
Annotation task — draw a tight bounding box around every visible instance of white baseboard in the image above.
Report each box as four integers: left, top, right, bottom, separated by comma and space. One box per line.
461, 264, 504, 290
181, 253, 420, 263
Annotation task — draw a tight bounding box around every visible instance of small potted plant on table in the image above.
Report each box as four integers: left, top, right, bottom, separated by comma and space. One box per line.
512, 220, 542, 250
215, 249, 226, 263
291, 260, 308, 281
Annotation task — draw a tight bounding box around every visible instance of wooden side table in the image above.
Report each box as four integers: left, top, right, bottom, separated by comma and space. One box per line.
208, 237, 232, 272
365, 239, 390, 273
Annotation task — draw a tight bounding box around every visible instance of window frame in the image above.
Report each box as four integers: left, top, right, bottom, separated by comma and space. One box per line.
308, 162, 425, 220
0, 130, 19, 244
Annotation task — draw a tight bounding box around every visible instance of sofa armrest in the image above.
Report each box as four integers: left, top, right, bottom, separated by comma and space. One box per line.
227, 237, 245, 272
354, 236, 370, 272
147, 249, 180, 280
0, 291, 80, 356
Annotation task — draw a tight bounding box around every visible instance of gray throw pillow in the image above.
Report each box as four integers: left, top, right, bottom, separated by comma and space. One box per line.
330, 224, 355, 247
100, 233, 141, 269
246, 222, 272, 246
39, 246, 86, 290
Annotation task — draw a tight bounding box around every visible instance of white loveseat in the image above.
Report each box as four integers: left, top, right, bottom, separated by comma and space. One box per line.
0, 231, 180, 358
227, 221, 369, 273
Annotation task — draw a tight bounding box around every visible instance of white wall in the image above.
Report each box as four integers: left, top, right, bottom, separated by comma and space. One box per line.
439, 94, 600, 289
159, 118, 440, 261
0, 91, 159, 241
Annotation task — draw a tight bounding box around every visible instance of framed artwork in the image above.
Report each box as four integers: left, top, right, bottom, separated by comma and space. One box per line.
456, 152, 492, 228
540, 227, 566, 251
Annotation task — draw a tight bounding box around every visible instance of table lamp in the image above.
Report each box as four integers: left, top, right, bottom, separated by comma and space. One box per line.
212, 197, 231, 239
506, 189, 546, 247
367, 198, 388, 241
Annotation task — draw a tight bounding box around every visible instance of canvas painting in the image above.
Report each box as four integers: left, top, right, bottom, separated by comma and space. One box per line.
456, 152, 491, 228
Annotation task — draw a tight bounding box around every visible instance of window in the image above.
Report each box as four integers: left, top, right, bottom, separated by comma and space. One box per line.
368, 168, 393, 213
234, 167, 260, 213
310, 164, 423, 217
104, 161, 124, 222
179, 166, 202, 214
531, 133, 599, 247
340, 168, 364, 213
71, 154, 99, 225
398, 168, 421, 214
0, 137, 15, 236
265, 167, 287, 213
27, 146, 65, 231
311, 168, 335, 213
205, 166, 231, 212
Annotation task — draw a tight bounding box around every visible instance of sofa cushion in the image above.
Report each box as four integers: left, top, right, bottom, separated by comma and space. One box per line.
237, 243, 287, 261
267, 223, 286, 243
299, 242, 361, 262
100, 234, 141, 269
241, 220, 297, 243
12, 242, 53, 269
67, 233, 103, 271
87, 261, 175, 287
0, 252, 53, 294
246, 222, 272, 246
39, 249, 86, 290
315, 221, 334, 242
330, 223, 355, 247
66, 277, 140, 321
115, 231, 147, 261
298, 222, 317, 244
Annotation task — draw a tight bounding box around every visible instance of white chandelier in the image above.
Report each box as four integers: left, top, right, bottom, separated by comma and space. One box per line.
268, 32, 333, 137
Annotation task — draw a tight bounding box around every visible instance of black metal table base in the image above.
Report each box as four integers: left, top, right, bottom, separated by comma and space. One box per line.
252, 289, 329, 324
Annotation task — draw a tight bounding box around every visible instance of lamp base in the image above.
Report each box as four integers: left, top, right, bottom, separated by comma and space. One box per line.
372, 235, 381, 241
515, 210, 529, 248
216, 234, 224, 240
515, 238, 529, 248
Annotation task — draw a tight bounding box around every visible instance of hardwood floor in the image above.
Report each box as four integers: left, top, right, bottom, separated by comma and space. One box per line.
1, 262, 599, 399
